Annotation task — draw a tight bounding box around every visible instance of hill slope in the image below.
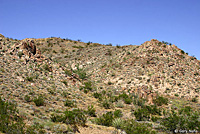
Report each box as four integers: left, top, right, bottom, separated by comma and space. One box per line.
0, 34, 199, 133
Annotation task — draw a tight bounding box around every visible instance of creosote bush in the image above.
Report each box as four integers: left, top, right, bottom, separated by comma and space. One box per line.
24, 95, 31, 102
84, 81, 92, 91
64, 69, 72, 76
95, 110, 156, 134
134, 105, 161, 121
72, 65, 87, 80
64, 99, 76, 107
102, 100, 112, 109
96, 110, 123, 127
51, 108, 87, 131
0, 97, 25, 133
33, 95, 45, 106
62, 80, 68, 86
26, 76, 34, 82
86, 105, 96, 117
191, 97, 198, 103
95, 111, 114, 126
161, 109, 200, 132
153, 96, 168, 106
114, 109, 123, 118
117, 119, 156, 134
134, 107, 150, 121
117, 92, 133, 104
0, 97, 44, 134
93, 92, 103, 101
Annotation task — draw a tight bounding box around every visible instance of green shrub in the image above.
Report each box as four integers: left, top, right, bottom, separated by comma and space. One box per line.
0, 97, 25, 133
145, 105, 162, 115
106, 43, 112, 46
133, 98, 145, 106
101, 90, 106, 95
191, 97, 198, 102
151, 116, 159, 122
51, 114, 64, 122
52, 50, 57, 53
72, 45, 83, 49
33, 95, 45, 106
107, 49, 112, 56
26, 76, 34, 82
118, 119, 156, 134
24, 95, 31, 102
47, 43, 53, 47
115, 100, 124, 108
118, 92, 129, 99
62, 80, 68, 86
26, 123, 45, 134
179, 106, 192, 115
162, 41, 169, 45
86, 105, 96, 117
134, 107, 150, 121
175, 94, 179, 97
161, 110, 200, 132
114, 109, 123, 118
93, 92, 103, 101
108, 95, 116, 103
64, 99, 76, 107
84, 81, 92, 91
60, 48, 65, 53
134, 105, 161, 121
80, 80, 94, 94
73, 66, 87, 80
153, 96, 168, 106
83, 89, 89, 94
47, 88, 56, 95
64, 69, 72, 76
108, 81, 112, 85
0, 97, 44, 134
124, 97, 132, 104
112, 118, 157, 134
116, 45, 121, 48
118, 92, 132, 104
181, 50, 185, 54
161, 111, 180, 132
127, 51, 131, 55
51, 108, 87, 127
87, 41, 92, 45
102, 100, 112, 109
96, 111, 114, 126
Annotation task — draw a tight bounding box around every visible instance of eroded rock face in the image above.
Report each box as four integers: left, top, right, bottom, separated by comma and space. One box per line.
6, 39, 46, 63
21, 40, 36, 56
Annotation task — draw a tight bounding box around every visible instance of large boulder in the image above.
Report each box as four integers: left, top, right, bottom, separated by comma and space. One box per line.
21, 40, 36, 55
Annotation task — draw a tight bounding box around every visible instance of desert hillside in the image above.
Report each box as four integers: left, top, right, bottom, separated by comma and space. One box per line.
0, 34, 199, 134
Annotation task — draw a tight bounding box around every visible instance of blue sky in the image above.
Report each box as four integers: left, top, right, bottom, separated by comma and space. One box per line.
1, 0, 200, 59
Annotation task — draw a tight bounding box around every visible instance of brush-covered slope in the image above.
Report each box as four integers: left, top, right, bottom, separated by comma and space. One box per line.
0, 34, 199, 134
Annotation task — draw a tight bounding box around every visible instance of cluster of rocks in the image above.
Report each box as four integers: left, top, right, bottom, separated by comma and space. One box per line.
9, 39, 46, 63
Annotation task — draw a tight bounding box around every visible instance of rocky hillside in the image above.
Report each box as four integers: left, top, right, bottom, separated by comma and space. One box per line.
0, 34, 199, 134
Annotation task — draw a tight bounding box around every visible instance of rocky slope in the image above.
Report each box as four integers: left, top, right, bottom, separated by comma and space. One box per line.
0, 34, 199, 134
